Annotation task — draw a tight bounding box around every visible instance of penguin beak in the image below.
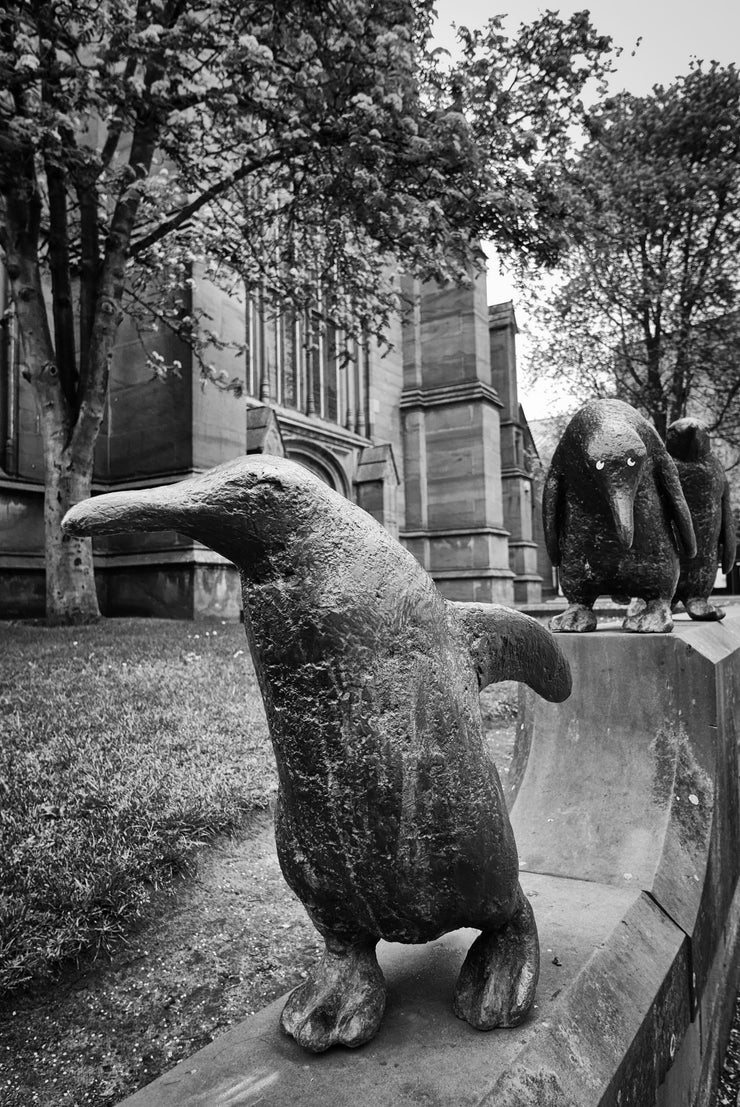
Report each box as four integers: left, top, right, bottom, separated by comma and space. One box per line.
61, 463, 257, 566
606, 486, 635, 550
63, 484, 188, 539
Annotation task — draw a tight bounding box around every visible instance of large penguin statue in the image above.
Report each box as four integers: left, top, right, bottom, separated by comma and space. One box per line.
543, 399, 696, 633
63, 454, 571, 1053
666, 417, 736, 620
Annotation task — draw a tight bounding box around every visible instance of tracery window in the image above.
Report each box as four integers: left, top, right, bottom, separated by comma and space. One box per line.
246, 294, 369, 436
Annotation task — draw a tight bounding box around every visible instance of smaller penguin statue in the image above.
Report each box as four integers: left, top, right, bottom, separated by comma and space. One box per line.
543, 399, 697, 633
665, 417, 736, 620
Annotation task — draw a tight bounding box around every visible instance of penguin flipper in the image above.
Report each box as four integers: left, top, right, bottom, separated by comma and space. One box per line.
450, 602, 571, 703
655, 451, 697, 558
541, 461, 562, 567
720, 479, 737, 576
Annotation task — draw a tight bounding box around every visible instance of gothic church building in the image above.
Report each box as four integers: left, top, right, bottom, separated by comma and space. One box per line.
0, 265, 545, 618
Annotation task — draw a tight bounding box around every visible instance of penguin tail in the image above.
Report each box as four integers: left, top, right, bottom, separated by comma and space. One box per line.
451, 602, 572, 703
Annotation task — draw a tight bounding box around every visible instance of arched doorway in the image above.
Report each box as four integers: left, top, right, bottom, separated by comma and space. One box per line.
285, 444, 350, 498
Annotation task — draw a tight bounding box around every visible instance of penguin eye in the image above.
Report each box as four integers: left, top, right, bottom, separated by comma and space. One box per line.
627, 457, 636, 467
595, 460, 605, 470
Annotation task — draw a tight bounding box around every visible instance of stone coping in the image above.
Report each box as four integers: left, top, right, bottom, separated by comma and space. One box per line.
118, 874, 639, 1107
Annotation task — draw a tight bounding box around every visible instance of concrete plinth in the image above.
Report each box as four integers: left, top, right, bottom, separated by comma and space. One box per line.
118, 610, 740, 1107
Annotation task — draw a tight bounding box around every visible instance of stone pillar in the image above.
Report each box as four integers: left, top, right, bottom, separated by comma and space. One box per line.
400, 272, 514, 604
488, 302, 542, 604
258, 288, 271, 404
304, 309, 316, 417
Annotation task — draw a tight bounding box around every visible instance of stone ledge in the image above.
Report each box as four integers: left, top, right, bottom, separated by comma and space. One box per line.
400, 381, 503, 410
117, 873, 640, 1107
401, 526, 510, 539
431, 567, 516, 580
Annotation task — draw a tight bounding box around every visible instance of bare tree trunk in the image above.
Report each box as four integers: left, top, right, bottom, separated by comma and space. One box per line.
3, 44, 165, 624
644, 335, 667, 439
44, 445, 100, 624
16, 273, 102, 624
3, 178, 102, 623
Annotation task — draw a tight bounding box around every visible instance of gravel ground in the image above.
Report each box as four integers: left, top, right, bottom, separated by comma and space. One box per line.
716, 997, 740, 1105
0, 810, 323, 1107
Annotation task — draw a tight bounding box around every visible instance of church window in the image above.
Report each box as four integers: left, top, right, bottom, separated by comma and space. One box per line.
246, 293, 365, 434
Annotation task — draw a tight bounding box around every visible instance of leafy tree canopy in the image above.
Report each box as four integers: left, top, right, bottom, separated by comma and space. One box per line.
1, 2, 614, 376
521, 62, 740, 449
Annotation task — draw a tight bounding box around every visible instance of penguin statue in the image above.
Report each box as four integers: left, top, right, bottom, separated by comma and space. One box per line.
63, 454, 571, 1053
543, 399, 696, 633
666, 417, 736, 620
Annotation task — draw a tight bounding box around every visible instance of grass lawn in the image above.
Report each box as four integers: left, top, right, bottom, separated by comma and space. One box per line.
0, 615, 523, 1107
5, 615, 740, 1107
0, 618, 274, 995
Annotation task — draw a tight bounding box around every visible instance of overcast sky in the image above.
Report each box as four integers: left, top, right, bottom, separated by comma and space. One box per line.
432, 1, 740, 415
434, 0, 740, 95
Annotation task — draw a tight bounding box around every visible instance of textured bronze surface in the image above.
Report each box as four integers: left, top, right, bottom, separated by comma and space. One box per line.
543, 400, 696, 633
666, 418, 736, 621
63, 455, 570, 1051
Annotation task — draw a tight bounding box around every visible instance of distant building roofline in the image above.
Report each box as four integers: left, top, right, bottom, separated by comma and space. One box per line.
488, 301, 518, 334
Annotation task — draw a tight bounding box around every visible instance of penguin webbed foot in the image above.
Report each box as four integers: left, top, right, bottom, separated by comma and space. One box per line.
683, 596, 726, 621
622, 598, 673, 633
453, 885, 539, 1030
280, 939, 385, 1052
549, 604, 597, 633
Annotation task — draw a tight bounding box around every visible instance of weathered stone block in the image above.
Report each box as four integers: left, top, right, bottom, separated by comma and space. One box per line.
0, 568, 45, 617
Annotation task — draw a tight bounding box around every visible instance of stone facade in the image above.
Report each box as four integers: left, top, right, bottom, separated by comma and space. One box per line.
400, 276, 513, 603
0, 263, 545, 617
488, 303, 544, 603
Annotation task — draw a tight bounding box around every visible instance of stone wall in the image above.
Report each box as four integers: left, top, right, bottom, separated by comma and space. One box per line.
489, 303, 543, 604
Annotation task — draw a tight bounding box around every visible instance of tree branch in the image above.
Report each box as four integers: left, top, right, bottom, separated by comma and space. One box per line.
2, 149, 71, 437
129, 150, 285, 258
72, 81, 164, 461
99, 57, 139, 169
75, 171, 99, 397
44, 158, 78, 408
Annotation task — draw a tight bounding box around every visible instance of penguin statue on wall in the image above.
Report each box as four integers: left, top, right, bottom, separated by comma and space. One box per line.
666, 417, 736, 620
63, 454, 571, 1053
543, 399, 696, 633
